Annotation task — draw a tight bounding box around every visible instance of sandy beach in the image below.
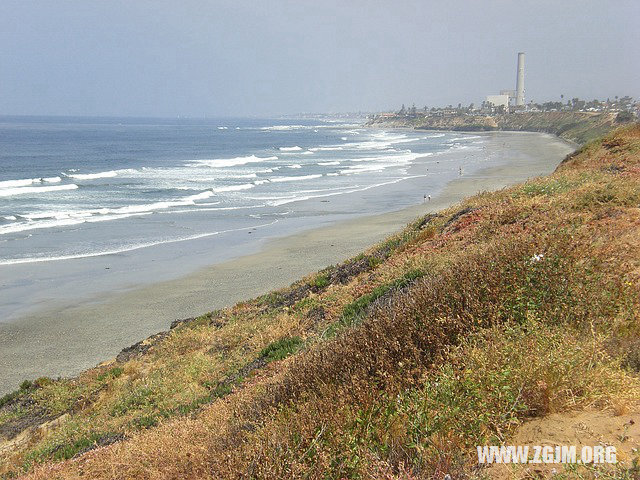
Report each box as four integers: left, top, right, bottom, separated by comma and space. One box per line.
0, 132, 575, 394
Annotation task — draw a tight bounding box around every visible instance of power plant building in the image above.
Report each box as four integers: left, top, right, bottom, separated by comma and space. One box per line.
484, 53, 526, 112
485, 94, 510, 110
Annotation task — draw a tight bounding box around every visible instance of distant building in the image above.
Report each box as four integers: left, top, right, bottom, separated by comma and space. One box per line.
486, 94, 510, 110
500, 90, 516, 106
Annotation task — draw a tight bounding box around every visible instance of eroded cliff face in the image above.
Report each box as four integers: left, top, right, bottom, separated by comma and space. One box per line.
367, 111, 621, 144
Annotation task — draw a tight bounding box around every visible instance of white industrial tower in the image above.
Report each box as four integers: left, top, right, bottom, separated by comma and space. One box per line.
515, 52, 525, 107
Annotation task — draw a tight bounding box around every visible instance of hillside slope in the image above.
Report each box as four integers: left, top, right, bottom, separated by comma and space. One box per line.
367, 111, 624, 145
1, 125, 640, 479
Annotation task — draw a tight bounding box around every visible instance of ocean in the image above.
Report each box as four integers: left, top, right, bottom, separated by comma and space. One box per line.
0, 116, 492, 320
0, 116, 489, 266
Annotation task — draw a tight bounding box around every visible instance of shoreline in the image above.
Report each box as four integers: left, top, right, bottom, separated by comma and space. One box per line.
0, 131, 575, 394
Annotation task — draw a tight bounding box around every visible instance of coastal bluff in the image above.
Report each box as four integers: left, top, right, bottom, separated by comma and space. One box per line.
2, 124, 639, 479
367, 111, 625, 144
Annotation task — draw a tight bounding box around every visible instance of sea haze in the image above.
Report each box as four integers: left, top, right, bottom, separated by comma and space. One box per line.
0, 116, 492, 320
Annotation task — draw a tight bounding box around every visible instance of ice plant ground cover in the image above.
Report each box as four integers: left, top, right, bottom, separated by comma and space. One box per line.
1, 124, 640, 479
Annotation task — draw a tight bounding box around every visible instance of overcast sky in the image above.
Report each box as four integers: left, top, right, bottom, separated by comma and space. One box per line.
1, 0, 638, 117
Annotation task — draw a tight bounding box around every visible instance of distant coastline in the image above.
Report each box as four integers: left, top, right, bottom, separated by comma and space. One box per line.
366, 110, 629, 145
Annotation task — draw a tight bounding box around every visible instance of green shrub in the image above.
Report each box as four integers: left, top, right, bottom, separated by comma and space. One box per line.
19, 380, 33, 391
97, 367, 124, 382
339, 268, 425, 329
311, 273, 330, 289
260, 337, 304, 362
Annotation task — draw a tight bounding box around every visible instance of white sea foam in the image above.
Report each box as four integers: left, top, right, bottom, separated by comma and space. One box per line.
0, 220, 279, 265
318, 161, 341, 166
66, 170, 119, 180
0, 176, 62, 189
267, 175, 427, 206
260, 125, 308, 131
168, 204, 265, 214
448, 135, 482, 141
287, 164, 302, 169
309, 146, 344, 152
217, 126, 228, 130
0, 179, 36, 188
189, 155, 277, 168
309, 135, 419, 152
259, 124, 329, 131
211, 183, 255, 193
340, 165, 385, 175
0, 213, 151, 236
43, 176, 62, 183
266, 183, 381, 206
269, 174, 323, 183
0, 190, 216, 235
0, 184, 79, 197
348, 152, 422, 164
278, 146, 303, 152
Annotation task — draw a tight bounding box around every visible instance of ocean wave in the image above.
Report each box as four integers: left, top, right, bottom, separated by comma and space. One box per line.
163, 204, 266, 214
349, 152, 422, 164
217, 126, 228, 130
448, 135, 483, 141
0, 212, 153, 236
287, 164, 302, 169
230, 173, 258, 179
0, 219, 279, 265
278, 146, 303, 151
269, 174, 323, 183
340, 165, 385, 175
309, 146, 344, 152
211, 183, 255, 193
0, 176, 62, 189
0, 190, 217, 235
267, 175, 426, 206
318, 161, 341, 166
260, 125, 308, 131
309, 135, 419, 152
0, 184, 79, 197
189, 155, 277, 168
66, 170, 119, 180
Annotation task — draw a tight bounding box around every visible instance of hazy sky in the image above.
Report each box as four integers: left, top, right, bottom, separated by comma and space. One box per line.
1, 0, 638, 117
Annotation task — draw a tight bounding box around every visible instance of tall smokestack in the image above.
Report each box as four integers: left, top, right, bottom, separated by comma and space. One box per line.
515, 52, 525, 107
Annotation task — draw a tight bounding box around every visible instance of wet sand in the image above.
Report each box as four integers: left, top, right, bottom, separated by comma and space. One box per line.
0, 132, 575, 394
